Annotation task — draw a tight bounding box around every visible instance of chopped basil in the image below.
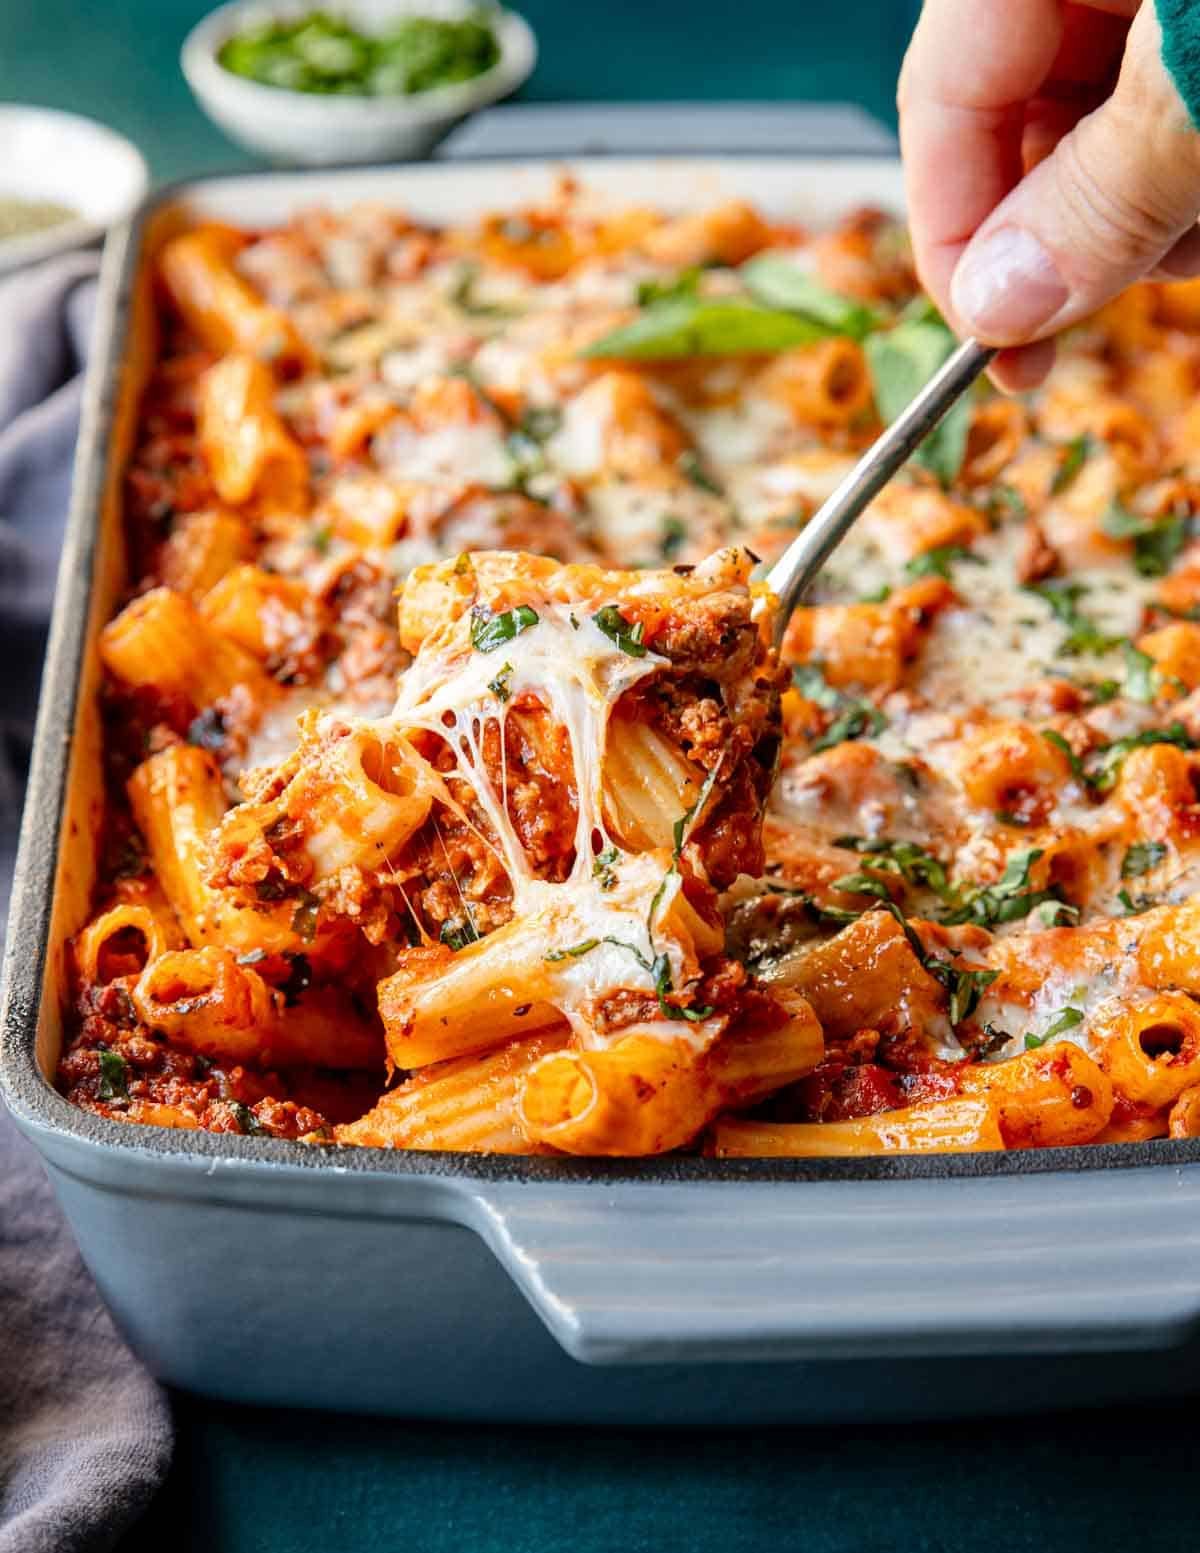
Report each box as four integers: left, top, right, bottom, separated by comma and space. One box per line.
1025, 1006, 1084, 1050
470, 604, 538, 653
659, 515, 688, 559
651, 950, 715, 1023
941, 847, 1065, 928
583, 297, 830, 360
793, 664, 887, 751
833, 835, 955, 902
673, 763, 721, 858
279, 953, 313, 1007
813, 704, 888, 752
1021, 580, 1119, 657
1100, 502, 1188, 578
229, 1101, 265, 1136
636, 268, 702, 307
864, 315, 972, 485
592, 605, 647, 657
592, 846, 620, 891
290, 891, 320, 942
989, 484, 1027, 519
1122, 840, 1167, 878
544, 938, 601, 962
1030, 900, 1081, 927
904, 545, 984, 582
1084, 722, 1196, 793
939, 964, 999, 1028
740, 254, 880, 340
1041, 728, 1084, 781
518, 405, 563, 444
831, 871, 894, 904
676, 448, 724, 496
488, 662, 514, 703
1121, 640, 1160, 703
1050, 433, 1093, 494
97, 1050, 129, 1104
440, 913, 480, 951
450, 260, 519, 319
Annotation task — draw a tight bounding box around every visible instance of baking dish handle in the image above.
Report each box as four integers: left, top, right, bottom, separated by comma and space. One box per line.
461, 1164, 1200, 1364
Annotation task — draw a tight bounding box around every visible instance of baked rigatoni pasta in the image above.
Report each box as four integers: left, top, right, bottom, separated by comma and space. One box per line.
56, 182, 1200, 1158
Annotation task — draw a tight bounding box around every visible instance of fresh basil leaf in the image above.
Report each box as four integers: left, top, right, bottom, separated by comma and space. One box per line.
592, 846, 620, 891
740, 254, 880, 340
488, 662, 514, 703
831, 871, 894, 904
676, 448, 724, 496
1051, 434, 1093, 494
1100, 502, 1188, 578
795, 663, 888, 751
1031, 900, 1080, 928
659, 515, 688, 559
636, 267, 702, 307
1084, 722, 1196, 793
673, 763, 721, 858
812, 704, 888, 752
864, 317, 971, 485
519, 405, 563, 443
1041, 728, 1084, 781
545, 938, 601, 962
290, 891, 320, 943
450, 260, 519, 319
940, 847, 1064, 928
1122, 840, 1167, 878
1026, 1006, 1084, 1049
1021, 581, 1120, 657
1121, 640, 1159, 703
833, 836, 955, 901
592, 605, 647, 657
440, 913, 480, 951
583, 297, 829, 360
904, 544, 984, 582
97, 1050, 129, 1103
651, 951, 715, 1023
1135, 517, 1188, 578
989, 485, 1027, 519
229, 1101, 265, 1136
791, 663, 840, 709
470, 604, 538, 653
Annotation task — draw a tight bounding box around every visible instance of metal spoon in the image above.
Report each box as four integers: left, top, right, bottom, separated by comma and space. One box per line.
765, 337, 997, 640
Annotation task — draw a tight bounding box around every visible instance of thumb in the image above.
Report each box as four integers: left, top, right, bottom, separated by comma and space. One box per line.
950, 2, 1200, 345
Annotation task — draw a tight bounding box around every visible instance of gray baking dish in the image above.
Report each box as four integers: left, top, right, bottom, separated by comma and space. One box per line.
6, 156, 1200, 1425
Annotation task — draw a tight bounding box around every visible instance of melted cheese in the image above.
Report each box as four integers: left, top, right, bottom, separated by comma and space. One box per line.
372, 584, 731, 1050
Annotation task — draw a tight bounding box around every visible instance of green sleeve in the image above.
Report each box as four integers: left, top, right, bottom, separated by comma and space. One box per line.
1157, 0, 1200, 131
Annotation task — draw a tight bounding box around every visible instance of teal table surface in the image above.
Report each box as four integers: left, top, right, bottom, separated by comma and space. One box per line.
5, 2, 1190, 1549
0, 0, 917, 181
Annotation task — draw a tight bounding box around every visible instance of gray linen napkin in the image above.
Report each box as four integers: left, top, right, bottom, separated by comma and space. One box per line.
0, 254, 172, 1553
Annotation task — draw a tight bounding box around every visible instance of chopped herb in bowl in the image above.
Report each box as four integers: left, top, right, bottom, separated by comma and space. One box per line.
218, 9, 502, 96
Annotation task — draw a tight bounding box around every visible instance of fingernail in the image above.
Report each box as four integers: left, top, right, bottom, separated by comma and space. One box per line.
951, 227, 1069, 341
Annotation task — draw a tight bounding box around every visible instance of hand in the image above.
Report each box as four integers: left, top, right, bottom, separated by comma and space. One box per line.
899, 0, 1200, 388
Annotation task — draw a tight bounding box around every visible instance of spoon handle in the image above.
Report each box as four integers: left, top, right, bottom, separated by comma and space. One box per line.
765, 336, 997, 637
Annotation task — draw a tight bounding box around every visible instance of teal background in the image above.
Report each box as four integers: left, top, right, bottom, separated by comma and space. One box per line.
0, 0, 917, 181
8, 1, 1188, 1549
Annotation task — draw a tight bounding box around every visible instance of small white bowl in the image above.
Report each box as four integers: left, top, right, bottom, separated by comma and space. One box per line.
182, 0, 537, 166
0, 106, 149, 274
